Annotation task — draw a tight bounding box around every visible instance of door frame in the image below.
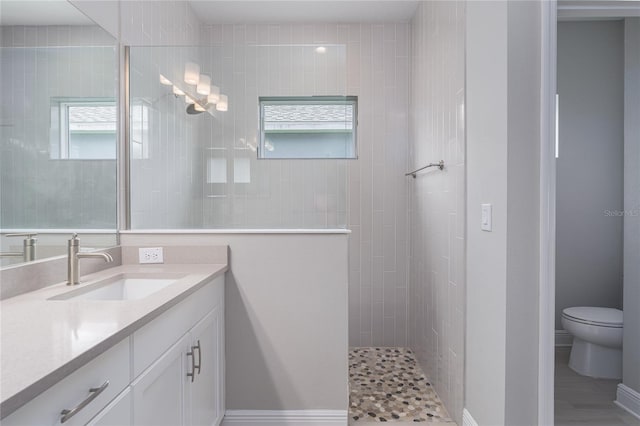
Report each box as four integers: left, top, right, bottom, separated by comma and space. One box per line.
539, 2, 640, 424
538, 1, 557, 425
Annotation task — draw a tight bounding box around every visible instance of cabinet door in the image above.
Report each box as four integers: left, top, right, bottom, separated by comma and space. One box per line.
132, 334, 190, 426
87, 387, 132, 426
188, 305, 224, 426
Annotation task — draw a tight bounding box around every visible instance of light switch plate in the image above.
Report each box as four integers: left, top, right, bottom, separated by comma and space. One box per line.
139, 247, 164, 264
481, 204, 492, 231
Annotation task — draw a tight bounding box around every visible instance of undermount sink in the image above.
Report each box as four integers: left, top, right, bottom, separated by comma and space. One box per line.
49, 273, 185, 301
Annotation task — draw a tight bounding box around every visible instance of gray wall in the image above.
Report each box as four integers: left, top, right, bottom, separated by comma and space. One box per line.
623, 17, 640, 397
408, 1, 465, 423
504, 2, 541, 424
466, 2, 508, 422
120, 232, 349, 411
556, 21, 624, 328
465, 1, 542, 424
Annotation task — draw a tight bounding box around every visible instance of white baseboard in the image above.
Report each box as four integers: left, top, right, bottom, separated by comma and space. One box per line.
222, 410, 348, 426
462, 408, 478, 426
615, 384, 640, 421
555, 329, 573, 347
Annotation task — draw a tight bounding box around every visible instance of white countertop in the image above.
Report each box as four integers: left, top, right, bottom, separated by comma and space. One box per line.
0, 263, 227, 418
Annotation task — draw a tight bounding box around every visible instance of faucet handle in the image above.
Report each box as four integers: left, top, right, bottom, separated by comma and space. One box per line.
5, 233, 37, 239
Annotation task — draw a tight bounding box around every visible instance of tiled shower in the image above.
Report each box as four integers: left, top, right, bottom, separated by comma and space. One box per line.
126, 10, 465, 422
128, 22, 414, 350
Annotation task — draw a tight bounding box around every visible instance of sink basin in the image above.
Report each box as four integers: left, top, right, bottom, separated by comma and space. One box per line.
50, 273, 185, 301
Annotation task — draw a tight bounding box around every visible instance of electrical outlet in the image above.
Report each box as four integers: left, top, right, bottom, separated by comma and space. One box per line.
139, 247, 164, 264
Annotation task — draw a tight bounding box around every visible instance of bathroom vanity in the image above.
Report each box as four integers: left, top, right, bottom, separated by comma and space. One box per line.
0, 258, 227, 425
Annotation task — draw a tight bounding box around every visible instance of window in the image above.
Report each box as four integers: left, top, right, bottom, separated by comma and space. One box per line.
50, 99, 116, 160
259, 96, 357, 159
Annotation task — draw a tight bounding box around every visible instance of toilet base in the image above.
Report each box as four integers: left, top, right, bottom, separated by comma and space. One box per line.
569, 337, 622, 379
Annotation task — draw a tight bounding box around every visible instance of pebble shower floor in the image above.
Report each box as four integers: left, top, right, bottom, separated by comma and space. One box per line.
349, 347, 453, 423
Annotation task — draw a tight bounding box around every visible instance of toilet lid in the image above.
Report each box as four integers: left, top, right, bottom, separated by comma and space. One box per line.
562, 307, 623, 327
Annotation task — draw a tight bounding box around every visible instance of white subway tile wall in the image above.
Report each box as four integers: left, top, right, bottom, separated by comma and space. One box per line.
128, 43, 207, 228
408, 2, 465, 424
0, 25, 117, 229
198, 23, 410, 346
344, 23, 411, 348
194, 36, 349, 229
119, 0, 200, 47
125, 1, 205, 229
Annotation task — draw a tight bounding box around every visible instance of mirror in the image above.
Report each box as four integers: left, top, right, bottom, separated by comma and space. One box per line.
0, 1, 118, 268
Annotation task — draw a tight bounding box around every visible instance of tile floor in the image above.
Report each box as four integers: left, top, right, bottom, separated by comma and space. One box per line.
349, 347, 455, 424
555, 347, 640, 426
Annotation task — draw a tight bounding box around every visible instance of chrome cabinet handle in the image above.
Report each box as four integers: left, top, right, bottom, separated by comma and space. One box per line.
60, 380, 109, 424
187, 348, 196, 382
193, 340, 201, 375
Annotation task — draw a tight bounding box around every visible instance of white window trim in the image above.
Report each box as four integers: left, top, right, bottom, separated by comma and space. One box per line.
258, 96, 358, 160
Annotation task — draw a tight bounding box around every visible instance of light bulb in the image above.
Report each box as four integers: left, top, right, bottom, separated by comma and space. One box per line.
159, 74, 172, 85
216, 94, 228, 112
172, 85, 185, 96
208, 86, 220, 104
184, 62, 200, 85
194, 103, 206, 112
196, 74, 211, 96
315, 46, 327, 54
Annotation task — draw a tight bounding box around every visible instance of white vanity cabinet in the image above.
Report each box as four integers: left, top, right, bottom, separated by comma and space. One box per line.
132, 275, 225, 426
2, 274, 225, 426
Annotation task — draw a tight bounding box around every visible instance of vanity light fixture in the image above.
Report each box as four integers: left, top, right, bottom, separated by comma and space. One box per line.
164, 67, 227, 114
197, 74, 211, 96
184, 62, 200, 85
208, 86, 220, 104
216, 94, 228, 111
172, 85, 185, 96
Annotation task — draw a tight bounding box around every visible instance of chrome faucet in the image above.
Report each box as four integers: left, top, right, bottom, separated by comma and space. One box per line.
67, 233, 113, 285
0, 233, 37, 262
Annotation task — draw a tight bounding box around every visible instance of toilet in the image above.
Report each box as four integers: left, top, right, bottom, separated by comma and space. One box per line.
561, 307, 623, 379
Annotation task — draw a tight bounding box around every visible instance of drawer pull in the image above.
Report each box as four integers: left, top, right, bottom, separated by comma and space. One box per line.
194, 340, 202, 375
60, 380, 109, 423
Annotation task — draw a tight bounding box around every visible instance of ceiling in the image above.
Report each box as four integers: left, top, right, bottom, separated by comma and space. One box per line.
0, 1, 92, 26
188, 1, 420, 24
0, 0, 419, 27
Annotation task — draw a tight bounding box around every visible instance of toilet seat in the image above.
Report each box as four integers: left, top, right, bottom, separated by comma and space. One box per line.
562, 307, 623, 328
